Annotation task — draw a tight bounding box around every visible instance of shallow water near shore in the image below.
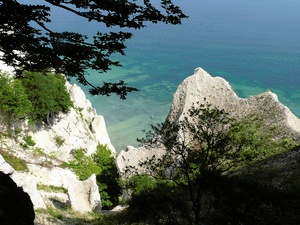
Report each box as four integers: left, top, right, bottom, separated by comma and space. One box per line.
71, 0, 300, 151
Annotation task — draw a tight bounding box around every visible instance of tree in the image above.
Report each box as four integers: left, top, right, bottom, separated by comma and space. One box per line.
0, 71, 32, 134
135, 102, 290, 225
20, 71, 73, 124
67, 144, 122, 209
93, 144, 122, 209
0, 0, 187, 99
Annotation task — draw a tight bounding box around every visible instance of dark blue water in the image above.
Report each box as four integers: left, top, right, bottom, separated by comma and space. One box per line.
40, 0, 300, 151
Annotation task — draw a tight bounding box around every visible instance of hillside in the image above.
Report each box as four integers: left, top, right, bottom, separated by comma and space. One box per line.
0, 67, 299, 224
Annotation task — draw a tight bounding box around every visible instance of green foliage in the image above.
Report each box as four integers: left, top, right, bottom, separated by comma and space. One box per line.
68, 148, 100, 181
0, 71, 73, 130
46, 207, 63, 220
0, 71, 32, 133
94, 144, 122, 208
123, 174, 157, 196
0, 1, 186, 99
134, 102, 295, 225
37, 184, 68, 194
20, 71, 73, 124
0, 150, 28, 171
228, 116, 292, 164
21, 135, 36, 148
66, 144, 122, 208
53, 135, 65, 148
32, 147, 46, 157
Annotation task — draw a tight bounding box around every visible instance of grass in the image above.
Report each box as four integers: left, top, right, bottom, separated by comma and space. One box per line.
0, 149, 28, 171
37, 184, 68, 194
35, 207, 100, 224
53, 135, 65, 148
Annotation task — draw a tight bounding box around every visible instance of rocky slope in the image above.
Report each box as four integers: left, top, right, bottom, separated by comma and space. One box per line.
1, 66, 300, 224
0, 65, 116, 217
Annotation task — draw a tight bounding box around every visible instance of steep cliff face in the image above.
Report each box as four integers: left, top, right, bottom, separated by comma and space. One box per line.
0, 81, 110, 213
167, 67, 300, 135
117, 68, 300, 172
28, 82, 115, 161
0, 64, 116, 215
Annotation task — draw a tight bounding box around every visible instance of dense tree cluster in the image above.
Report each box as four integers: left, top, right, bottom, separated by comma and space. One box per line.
0, 72, 32, 133
0, 0, 187, 99
109, 103, 300, 225
20, 71, 73, 123
0, 70, 73, 133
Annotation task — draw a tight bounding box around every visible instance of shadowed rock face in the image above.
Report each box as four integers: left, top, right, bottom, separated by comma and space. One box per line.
0, 171, 35, 225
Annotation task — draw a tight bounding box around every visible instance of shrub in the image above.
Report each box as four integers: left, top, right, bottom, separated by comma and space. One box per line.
67, 148, 100, 180
66, 145, 121, 208
22, 135, 36, 147
93, 144, 122, 208
53, 135, 65, 148
0, 71, 32, 134
20, 71, 73, 124
37, 184, 67, 194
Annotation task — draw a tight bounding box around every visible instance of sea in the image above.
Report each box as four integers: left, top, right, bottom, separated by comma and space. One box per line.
47, 0, 300, 151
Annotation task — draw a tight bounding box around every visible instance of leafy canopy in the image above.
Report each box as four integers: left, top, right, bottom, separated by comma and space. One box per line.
0, 0, 187, 99
20, 71, 73, 123
0, 71, 32, 132
134, 102, 293, 224
0, 70, 73, 131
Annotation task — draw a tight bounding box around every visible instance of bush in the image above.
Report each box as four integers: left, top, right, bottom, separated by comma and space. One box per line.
20, 71, 73, 124
53, 135, 65, 148
93, 144, 122, 208
0, 70, 73, 130
66, 145, 122, 208
67, 148, 100, 180
20, 135, 36, 148
0, 71, 32, 133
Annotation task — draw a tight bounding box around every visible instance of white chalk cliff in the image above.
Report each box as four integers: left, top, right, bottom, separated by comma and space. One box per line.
0, 64, 116, 213
117, 68, 300, 172
167, 68, 300, 134
28, 82, 116, 161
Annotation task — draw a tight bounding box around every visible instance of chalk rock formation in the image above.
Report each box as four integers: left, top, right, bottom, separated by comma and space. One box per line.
167, 67, 300, 134
29, 82, 115, 161
0, 62, 107, 214
25, 164, 101, 212
0, 158, 102, 212
68, 174, 101, 213
117, 145, 166, 174
117, 67, 300, 172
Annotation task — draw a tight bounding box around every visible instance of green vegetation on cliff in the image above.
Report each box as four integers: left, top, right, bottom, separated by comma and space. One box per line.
101, 103, 300, 225
0, 70, 73, 132
65, 144, 122, 209
20, 71, 73, 124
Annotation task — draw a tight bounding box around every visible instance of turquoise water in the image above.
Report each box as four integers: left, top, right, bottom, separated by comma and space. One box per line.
66, 0, 300, 151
